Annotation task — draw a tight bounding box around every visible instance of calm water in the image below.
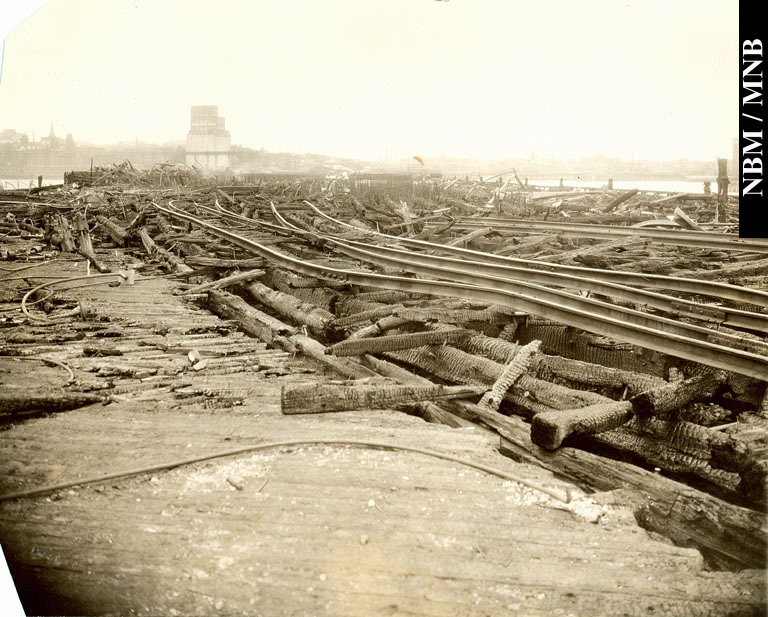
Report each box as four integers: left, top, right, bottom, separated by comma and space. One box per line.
2, 175, 739, 195
1, 177, 62, 189
529, 178, 738, 196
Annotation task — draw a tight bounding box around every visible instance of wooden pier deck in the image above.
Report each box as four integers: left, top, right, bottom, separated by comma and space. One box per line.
0, 256, 764, 616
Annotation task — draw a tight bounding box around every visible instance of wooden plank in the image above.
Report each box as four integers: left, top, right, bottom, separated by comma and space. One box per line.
673, 206, 704, 231
281, 383, 484, 414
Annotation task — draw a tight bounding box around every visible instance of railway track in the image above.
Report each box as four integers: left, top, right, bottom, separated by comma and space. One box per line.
203, 199, 768, 337
154, 202, 768, 381
195, 199, 767, 326
268, 207, 768, 354
276, 221, 768, 334
422, 217, 768, 254
302, 202, 768, 308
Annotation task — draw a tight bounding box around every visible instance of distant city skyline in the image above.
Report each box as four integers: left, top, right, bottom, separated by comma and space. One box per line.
1, 0, 738, 163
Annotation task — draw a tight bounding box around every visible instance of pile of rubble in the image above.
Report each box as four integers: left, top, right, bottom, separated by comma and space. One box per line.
1, 171, 766, 577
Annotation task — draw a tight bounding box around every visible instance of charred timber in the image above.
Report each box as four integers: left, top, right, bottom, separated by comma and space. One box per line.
281, 382, 484, 414
631, 371, 728, 417
326, 328, 471, 356
531, 401, 635, 450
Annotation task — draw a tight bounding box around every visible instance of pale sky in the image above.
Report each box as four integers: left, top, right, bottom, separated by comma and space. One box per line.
0, 0, 738, 161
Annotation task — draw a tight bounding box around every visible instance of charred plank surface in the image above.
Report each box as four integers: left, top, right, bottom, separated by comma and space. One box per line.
281, 382, 484, 414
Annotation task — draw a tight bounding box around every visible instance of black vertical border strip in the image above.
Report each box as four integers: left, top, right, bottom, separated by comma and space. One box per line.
739, 1, 767, 237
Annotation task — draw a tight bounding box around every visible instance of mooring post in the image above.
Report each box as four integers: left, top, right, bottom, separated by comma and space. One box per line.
608, 178, 614, 190
559, 178, 564, 188
716, 158, 729, 223
37, 175, 43, 188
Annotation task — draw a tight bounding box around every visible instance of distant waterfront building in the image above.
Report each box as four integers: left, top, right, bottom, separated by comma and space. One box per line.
185, 106, 231, 171
0, 129, 25, 145
39, 124, 58, 148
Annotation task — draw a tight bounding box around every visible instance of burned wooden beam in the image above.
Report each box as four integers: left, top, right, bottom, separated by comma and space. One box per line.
206, 287, 377, 380
326, 328, 470, 356
184, 256, 266, 269
590, 418, 741, 497
478, 340, 539, 412
446, 227, 496, 248
206, 289, 296, 344
409, 400, 477, 428
494, 413, 766, 570
244, 280, 335, 336
347, 315, 411, 340
182, 268, 265, 295
530, 401, 635, 450
533, 353, 667, 397
75, 247, 111, 273
672, 207, 703, 231
605, 189, 640, 211
281, 382, 483, 414
48, 213, 76, 252
94, 214, 129, 246
290, 335, 380, 379
0, 390, 103, 415
73, 211, 94, 255
139, 228, 193, 274
631, 371, 727, 417
331, 304, 406, 328
444, 325, 666, 396
386, 343, 609, 416
396, 306, 516, 325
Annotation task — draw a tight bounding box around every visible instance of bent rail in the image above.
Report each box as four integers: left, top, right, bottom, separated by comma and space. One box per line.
154, 202, 768, 381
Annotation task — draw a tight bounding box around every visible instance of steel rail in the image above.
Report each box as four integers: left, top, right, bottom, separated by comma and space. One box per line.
268, 207, 768, 354
428, 218, 768, 253
154, 203, 768, 381
303, 201, 768, 307
453, 217, 738, 239
213, 201, 766, 334
184, 200, 293, 236
323, 236, 768, 334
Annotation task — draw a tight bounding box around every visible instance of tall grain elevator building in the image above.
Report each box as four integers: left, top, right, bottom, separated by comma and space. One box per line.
185, 106, 231, 171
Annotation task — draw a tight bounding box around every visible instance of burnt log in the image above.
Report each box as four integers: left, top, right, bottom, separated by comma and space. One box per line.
138, 228, 193, 275
738, 460, 768, 503
386, 343, 609, 416
281, 382, 483, 414
49, 214, 76, 252
94, 215, 129, 246
530, 401, 635, 450
494, 413, 766, 570
605, 189, 640, 211
0, 390, 103, 415
206, 289, 296, 344
347, 315, 410, 340
631, 371, 727, 417
184, 256, 266, 269
182, 269, 265, 295
244, 281, 335, 337
326, 328, 470, 356
206, 288, 377, 380
478, 340, 540, 412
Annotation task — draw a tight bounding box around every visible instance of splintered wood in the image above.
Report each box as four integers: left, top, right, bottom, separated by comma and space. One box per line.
0, 172, 765, 615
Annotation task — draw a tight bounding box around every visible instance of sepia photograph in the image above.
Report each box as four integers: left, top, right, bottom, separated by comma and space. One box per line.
0, 1, 765, 615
